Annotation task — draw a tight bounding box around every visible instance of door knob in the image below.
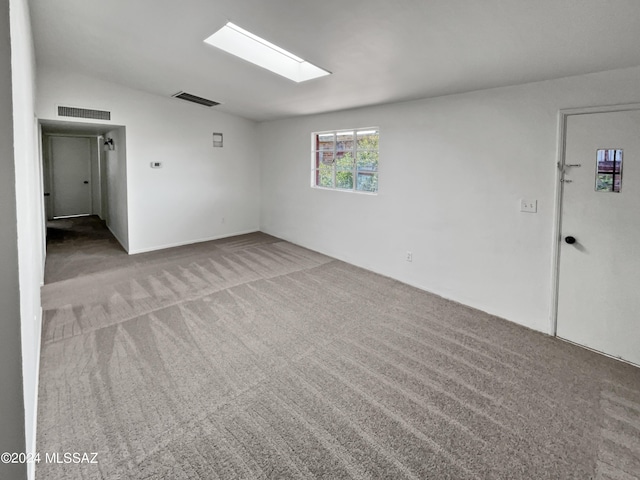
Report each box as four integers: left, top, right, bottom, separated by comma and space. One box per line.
83, 181, 89, 184
565, 236, 576, 244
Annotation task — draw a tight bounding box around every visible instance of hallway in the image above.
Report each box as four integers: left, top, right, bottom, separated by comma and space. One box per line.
45, 216, 126, 284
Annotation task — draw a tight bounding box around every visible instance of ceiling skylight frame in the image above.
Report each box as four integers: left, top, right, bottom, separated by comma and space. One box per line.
204, 22, 331, 83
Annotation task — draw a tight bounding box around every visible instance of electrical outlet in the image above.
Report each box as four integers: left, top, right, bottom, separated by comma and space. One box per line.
406, 251, 413, 262
520, 199, 537, 213
221, 217, 225, 224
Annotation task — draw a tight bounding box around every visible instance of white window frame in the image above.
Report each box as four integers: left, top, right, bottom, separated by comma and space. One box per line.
311, 127, 379, 194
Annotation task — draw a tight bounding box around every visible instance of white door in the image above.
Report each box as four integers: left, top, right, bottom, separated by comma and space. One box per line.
51, 136, 92, 218
557, 109, 640, 366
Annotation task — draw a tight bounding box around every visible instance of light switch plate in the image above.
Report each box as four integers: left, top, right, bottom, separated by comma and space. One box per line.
150, 162, 162, 168
520, 199, 537, 213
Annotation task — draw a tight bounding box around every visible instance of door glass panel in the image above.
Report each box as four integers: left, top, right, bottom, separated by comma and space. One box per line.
595, 148, 622, 192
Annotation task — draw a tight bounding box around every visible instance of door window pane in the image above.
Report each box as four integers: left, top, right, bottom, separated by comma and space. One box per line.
595, 149, 622, 192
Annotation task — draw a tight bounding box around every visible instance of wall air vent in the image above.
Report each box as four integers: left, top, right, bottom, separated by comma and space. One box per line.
172, 91, 220, 107
57, 105, 111, 121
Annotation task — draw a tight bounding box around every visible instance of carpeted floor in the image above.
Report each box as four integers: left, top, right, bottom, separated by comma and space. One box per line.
37, 216, 640, 479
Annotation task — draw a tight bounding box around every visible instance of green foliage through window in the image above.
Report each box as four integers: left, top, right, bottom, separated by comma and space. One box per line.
312, 128, 379, 193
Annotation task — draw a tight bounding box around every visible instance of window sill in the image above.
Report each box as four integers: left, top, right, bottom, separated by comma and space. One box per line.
311, 185, 378, 195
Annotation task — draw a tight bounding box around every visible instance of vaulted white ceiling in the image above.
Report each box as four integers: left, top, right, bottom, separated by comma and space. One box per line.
29, 0, 640, 121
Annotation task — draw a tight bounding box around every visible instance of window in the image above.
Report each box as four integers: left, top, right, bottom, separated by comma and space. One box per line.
312, 128, 379, 193
595, 148, 623, 192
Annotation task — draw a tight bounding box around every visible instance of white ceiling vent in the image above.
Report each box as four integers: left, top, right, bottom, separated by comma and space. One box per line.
172, 91, 220, 107
57, 105, 111, 121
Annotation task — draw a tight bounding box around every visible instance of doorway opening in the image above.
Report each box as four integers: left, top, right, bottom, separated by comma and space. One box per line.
40, 120, 129, 252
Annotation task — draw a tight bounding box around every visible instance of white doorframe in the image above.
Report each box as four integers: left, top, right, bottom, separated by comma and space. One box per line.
550, 102, 640, 336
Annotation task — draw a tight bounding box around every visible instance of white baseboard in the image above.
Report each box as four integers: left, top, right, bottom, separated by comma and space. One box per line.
258, 226, 538, 335
127, 229, 259, 255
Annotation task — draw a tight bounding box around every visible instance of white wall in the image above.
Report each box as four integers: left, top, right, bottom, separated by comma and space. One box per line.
104, 127, 129, 250
10, 0, 42, 478
1, 0, 36, 479
37, 68, 260, 254
259, 66, 640, 334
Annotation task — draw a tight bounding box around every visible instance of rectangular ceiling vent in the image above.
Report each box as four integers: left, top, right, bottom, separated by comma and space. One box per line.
172, 91, 220, 107
57, 105, 111, 121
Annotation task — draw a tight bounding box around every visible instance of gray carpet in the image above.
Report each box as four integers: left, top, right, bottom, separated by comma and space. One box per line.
37, 216, 640, 479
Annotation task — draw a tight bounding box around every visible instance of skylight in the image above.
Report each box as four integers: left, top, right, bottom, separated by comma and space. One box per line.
204, 22, 331, 83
